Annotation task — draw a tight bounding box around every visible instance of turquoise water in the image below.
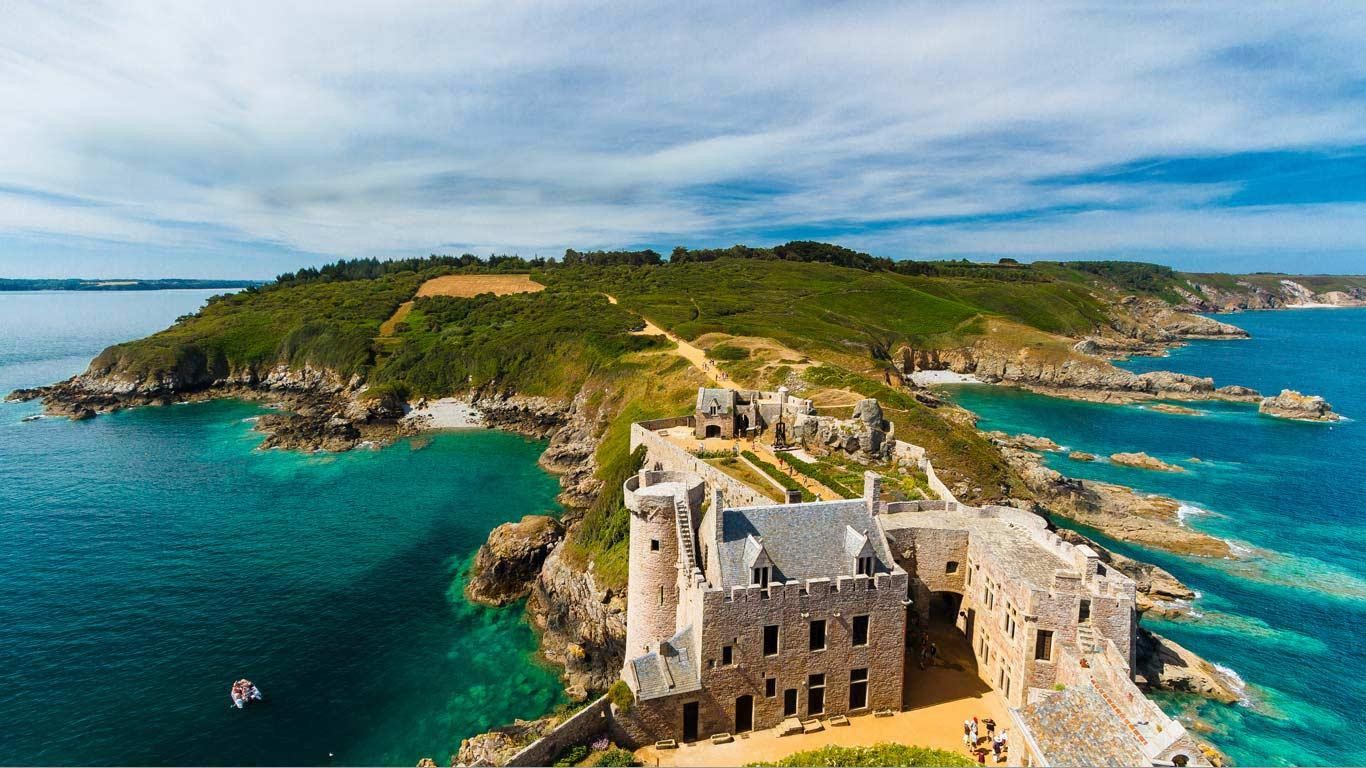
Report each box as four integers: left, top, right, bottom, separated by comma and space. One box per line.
0, 292, 566, 766
947, 309, 1366, 766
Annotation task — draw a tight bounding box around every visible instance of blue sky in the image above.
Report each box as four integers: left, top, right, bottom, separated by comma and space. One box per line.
3, 2, 1366, 278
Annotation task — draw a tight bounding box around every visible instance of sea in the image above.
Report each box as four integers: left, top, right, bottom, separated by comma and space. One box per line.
0, 291, 566, 766
946, 308, 1366, 767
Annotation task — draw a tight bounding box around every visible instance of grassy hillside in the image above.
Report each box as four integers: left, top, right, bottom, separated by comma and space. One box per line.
547, 259, 1109, 362
90, 272, 424, 382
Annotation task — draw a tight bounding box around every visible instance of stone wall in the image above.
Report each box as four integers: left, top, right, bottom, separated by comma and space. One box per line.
505, 696, 612, 767
623, 569, 908, 743
631, 420, 771, 508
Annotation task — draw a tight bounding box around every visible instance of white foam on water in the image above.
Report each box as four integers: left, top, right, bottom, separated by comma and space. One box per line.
1214, 664, 1254, 706
1175, 503, 1208, 525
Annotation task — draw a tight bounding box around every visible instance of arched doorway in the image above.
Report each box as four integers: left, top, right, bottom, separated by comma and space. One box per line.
735, 694, 753, 733
705, 424, 722, 438
904, 589, 991, 708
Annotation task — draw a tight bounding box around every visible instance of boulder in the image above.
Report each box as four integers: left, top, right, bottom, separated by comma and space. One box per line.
465, 515, 565, 606
1215, 384, 1260, 399
986, 431, 1060, 452
1068, 451, 1096, 462
1258, 389, 1342, 422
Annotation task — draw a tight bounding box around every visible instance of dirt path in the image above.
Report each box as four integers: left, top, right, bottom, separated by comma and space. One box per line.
606, 294, 740, 390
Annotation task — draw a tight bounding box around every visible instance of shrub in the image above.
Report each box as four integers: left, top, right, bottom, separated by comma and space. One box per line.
746, 743, 975, 767
607, 679, 634, 714
553, 744, 588, 767
593, 748, 637, 767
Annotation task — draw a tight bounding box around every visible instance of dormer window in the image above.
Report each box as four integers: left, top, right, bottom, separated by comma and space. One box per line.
856, 556, 874, 576
752, 566, 770, 595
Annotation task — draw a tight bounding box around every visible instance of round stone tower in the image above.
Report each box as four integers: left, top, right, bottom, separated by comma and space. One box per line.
622, 470, 705, 670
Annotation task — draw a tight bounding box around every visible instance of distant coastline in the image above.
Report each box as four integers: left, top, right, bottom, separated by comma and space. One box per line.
0, 278, 263, 291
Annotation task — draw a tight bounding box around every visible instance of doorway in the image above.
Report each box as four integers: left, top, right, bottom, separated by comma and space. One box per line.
735, 695, 754, 733
783, 688, 798, 717
705, 424, 722, 438
682, 701, 699, 742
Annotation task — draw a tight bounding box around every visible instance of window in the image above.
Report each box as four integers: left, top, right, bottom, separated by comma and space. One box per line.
650, 539, 660, 551
722, 645, 734, 666
849, 668, 868, 709
763, 624, 780, 656
966, 567, 972, 586
809, 619, 826, 651
1004, 613, 1016, 639
765, 677, 777, 698
1079, 598, 1091, 623
1035, 630, 1054, 661
807, 673, 826, 715
856, 555, 874, 576
851, 615, 869, 647
752, 566, 770, 596
659, 585, 664, 606
946, 560, 959, 574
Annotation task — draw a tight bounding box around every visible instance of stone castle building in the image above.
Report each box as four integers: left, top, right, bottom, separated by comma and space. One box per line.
614, 389, 1210, 767
692, 387, 813, 440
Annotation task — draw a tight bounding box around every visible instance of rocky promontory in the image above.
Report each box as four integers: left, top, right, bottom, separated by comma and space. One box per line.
465, 515, 565, 607
997, 444, 1230, 558
1136, 628, 1244, 704
1258, 389, 1342, 422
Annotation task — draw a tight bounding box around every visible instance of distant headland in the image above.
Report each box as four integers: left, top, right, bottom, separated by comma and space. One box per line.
0, 278, 263, 291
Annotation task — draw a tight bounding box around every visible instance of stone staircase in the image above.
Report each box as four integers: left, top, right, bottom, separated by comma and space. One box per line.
1076, 622, 1100, 654
674, 495, 699, 572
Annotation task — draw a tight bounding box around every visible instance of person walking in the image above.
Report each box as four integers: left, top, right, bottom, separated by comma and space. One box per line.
984, 718, 996, 739
963, 719, 974, 748
969, 718, 979, 746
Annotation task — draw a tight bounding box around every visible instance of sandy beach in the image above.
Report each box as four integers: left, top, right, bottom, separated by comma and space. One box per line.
402, 398, 485, 429
911, 370, 983, 386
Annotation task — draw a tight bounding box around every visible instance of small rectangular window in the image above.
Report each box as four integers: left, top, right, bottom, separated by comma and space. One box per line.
1079, 598, 1091, 623
765, 677, 776, 698
856, 556, 874, 576
763, 624, 780, 656
946, 560, 959, 574
650, 539, 660, 551
851, 615, 869, 647
809, 619, 826, 651
722, 645, 734, 666
1035, 630, 1054, 661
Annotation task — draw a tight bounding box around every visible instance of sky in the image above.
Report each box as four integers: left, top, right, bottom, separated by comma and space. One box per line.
3, 2, 1366, 278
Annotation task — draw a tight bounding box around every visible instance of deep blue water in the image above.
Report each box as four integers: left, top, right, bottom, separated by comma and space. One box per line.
0, 291, 565, 766
947, 308, 1366, 766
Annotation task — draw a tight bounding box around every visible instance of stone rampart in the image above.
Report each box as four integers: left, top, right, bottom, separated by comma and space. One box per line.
505, 696, 612, 767
630, 422, 771, 508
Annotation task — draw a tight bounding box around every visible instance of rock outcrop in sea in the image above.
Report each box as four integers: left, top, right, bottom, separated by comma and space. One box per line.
1110, 452, 1186, 473
1258, 389, 1342, 422
1135, 628, 1244, 704
465, 515, 565, 607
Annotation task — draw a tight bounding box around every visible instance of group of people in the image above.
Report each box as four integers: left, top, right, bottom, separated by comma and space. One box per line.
962, 717, 1008, 764
916, 630, 938, 670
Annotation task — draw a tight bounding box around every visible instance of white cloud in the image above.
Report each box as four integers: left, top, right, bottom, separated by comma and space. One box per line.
1, 1, 1366, 274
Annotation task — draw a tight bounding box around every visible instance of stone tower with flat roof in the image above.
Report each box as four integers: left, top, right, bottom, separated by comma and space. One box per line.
622, 470, 705, 666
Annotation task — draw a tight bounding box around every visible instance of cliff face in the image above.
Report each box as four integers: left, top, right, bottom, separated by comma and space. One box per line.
527, 545, 627, 700
1180, 278, 1366, 312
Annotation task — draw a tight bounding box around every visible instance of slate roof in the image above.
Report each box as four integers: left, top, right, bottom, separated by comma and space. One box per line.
695, 388, 736, 415
628, 625, 702, 701
1016, 686, 1151, 767
716, 500, 893, 589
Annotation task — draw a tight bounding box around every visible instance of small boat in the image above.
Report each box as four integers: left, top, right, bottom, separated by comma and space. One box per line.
21, 415, 42, 422
230, 679, 262, 709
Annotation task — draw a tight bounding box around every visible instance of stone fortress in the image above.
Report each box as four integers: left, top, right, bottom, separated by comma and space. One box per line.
613, 387, 1210, 767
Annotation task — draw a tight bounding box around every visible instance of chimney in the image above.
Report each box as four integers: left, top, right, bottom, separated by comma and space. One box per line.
863, 471, 883, 515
